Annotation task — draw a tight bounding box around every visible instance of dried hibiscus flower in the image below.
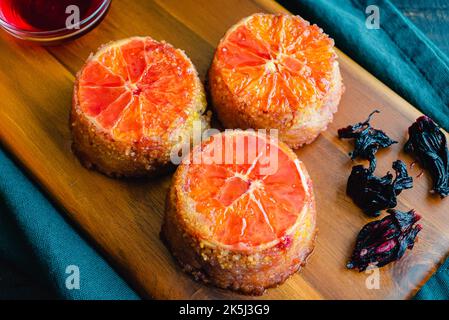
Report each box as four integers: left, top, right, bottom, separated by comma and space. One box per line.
404, 116, 449, 198
338, 110, 397, 171
347, 209, 422, 271
347, 160, 413, 217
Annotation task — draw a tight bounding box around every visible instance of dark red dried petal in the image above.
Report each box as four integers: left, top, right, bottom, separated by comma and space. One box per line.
347, 160, 413, 217
338, 110, 397, 171
404, 116, 449, 198
347, 209, 422, 271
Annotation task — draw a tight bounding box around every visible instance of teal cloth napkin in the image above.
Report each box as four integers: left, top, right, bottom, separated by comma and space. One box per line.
279, 0, 449, 300
1, 0, 448, 300
0, 150, 139, 300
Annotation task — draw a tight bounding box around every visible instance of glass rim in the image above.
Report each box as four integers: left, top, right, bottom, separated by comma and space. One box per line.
0, 0, 111, 41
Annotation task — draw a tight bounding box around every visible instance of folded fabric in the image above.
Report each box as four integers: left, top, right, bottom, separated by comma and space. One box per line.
0, 149, 139, 300
278, 0, 449, 299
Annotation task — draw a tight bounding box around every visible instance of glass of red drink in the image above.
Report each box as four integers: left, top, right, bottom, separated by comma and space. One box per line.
0, 0, 111, 43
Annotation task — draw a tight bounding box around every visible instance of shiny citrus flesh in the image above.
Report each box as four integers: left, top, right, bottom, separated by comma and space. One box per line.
77, 37, 198, 143
183, 132, 307, 247
214, 13, 335, 114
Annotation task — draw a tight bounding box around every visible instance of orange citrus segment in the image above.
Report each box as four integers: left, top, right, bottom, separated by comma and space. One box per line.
120, 38, 148, 83
76, 37, 199, 143
96, 91, 132, 129
215, 14, 335, 113
78, 86, 126, 117
79, 61, 125, 87
112, 97, 142, 142
97, 46, 130, 82
227, 25, 271, 60
183, 133, 307, 247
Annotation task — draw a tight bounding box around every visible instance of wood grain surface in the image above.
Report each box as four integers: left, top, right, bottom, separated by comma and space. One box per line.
1, 0, 448, 299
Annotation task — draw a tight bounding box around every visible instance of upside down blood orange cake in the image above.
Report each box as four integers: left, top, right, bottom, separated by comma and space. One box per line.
71, 37, 210, 177
209, 13, 343, 148
161, 130, 316, 295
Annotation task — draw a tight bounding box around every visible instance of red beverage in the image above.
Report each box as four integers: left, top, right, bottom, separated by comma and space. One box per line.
0, 0, 111, 42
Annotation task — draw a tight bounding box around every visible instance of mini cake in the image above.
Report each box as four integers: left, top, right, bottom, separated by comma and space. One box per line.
209, 13, 343, 148
161, 130, 316, 295
71, 37, 210, 177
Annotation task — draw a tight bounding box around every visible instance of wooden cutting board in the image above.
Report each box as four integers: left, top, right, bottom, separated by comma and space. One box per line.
1, 0, 448, 300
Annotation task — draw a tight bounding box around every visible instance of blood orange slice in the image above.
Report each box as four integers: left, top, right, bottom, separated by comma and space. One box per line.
71, 37, 210, 177
161, 130, 316, 295
209, 13, 343, 148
